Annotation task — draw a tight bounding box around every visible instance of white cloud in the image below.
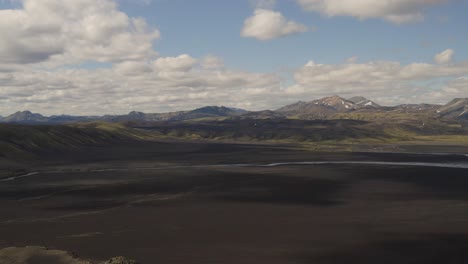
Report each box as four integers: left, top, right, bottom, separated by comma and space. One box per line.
419, 77, 468, 103
113, 61, 152, 75
153, 54, 197, 72
434, 49, 454, 64
0, 0, 285, 115
0, 0, 160, 65
297, 0, 446, 24
0, 55, 283, 115
241, 9, 308, 40
201, 55, 225, 70
0, 0, 466, 116
286, 51, 468, 105
3, 53, 467, 115
346, 56, 359, 63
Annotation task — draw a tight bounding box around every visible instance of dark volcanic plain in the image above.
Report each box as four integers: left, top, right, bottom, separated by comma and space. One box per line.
1, 141, 468, 264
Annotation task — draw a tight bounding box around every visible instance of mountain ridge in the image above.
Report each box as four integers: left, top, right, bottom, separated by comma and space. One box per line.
2, 96, 467, 124
276, 95, 376, 119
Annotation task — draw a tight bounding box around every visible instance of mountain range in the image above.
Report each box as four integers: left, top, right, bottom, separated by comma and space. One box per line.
1, 96, 467, 124
0, 106, 247, 124
1, 95, 467, 159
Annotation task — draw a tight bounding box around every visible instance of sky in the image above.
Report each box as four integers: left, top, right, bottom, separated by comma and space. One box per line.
0, 0, 467, 116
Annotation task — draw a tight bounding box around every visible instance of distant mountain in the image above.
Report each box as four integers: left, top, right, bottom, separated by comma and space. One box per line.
106, 106, 247, 123
1, 98, 467, 153
315, 95, 358, 111
277, 95, 376, 119
0, 106, 247, 124
194, 106, 246, 115
170, 106, 247, 121
48, 115, 99, 124
436, 98, 468, 120
2, 97, 467, 124
393, 103, 441, 113
1, 111, 100, 124
348, 96, 380, 108
2, 111, 48, 123
232, 110, 286, 120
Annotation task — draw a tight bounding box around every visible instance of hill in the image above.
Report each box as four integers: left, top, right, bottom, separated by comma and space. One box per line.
0, 122, 152, 158
130, 116, 465, 143
230, 110, 286, 120
0, 116, 465, 171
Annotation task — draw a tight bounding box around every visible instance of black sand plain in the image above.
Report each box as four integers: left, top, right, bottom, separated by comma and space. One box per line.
1, 141, 468, 264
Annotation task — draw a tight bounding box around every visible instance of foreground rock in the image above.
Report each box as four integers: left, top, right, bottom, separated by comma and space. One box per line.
0, 247, 138, 264
104, 256, 138, 264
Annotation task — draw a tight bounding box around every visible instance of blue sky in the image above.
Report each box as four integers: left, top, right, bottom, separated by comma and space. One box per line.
0, 0, 467, 115
121, 0, 468, 71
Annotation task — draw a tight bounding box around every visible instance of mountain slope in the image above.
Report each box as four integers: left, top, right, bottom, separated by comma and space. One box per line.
170, 106, 247, 121
0, 122, 153, 158
2, 111, 48, 123
130, 116, 465, 143
277, 96, 368, 119
348, 96, 380, 108
437, 98, 468, 120
233, 110, 286, 120
106, 106, 247, 122
393, 104, 442, 113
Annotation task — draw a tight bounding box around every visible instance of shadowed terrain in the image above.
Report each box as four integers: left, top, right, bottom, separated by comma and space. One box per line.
0, 108, 467, 264
1, 141, 468, 263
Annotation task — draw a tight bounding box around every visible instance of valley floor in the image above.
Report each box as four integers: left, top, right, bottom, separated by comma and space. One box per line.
1, 141, 468, 263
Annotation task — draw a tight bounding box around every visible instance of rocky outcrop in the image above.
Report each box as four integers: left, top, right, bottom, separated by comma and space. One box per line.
0, 247, 139, 264
104, 256, 138, 264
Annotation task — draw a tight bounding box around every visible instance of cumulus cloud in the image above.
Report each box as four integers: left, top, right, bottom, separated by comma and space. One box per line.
286, 51, 468, 105
241, 9, 308, 40
0, 55, 282, 115
419, 77, 468, 103
434, 49, 454, 64
0, 0, 160, 65
153, 54, 197, 72
296, 0, 446, 24
0, 0, 466, 116
346, 56, 359, 63
0, 0, 286, 115
201, 55, 225, 70
113, 61, 153, 75
3, 52, 466, 115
